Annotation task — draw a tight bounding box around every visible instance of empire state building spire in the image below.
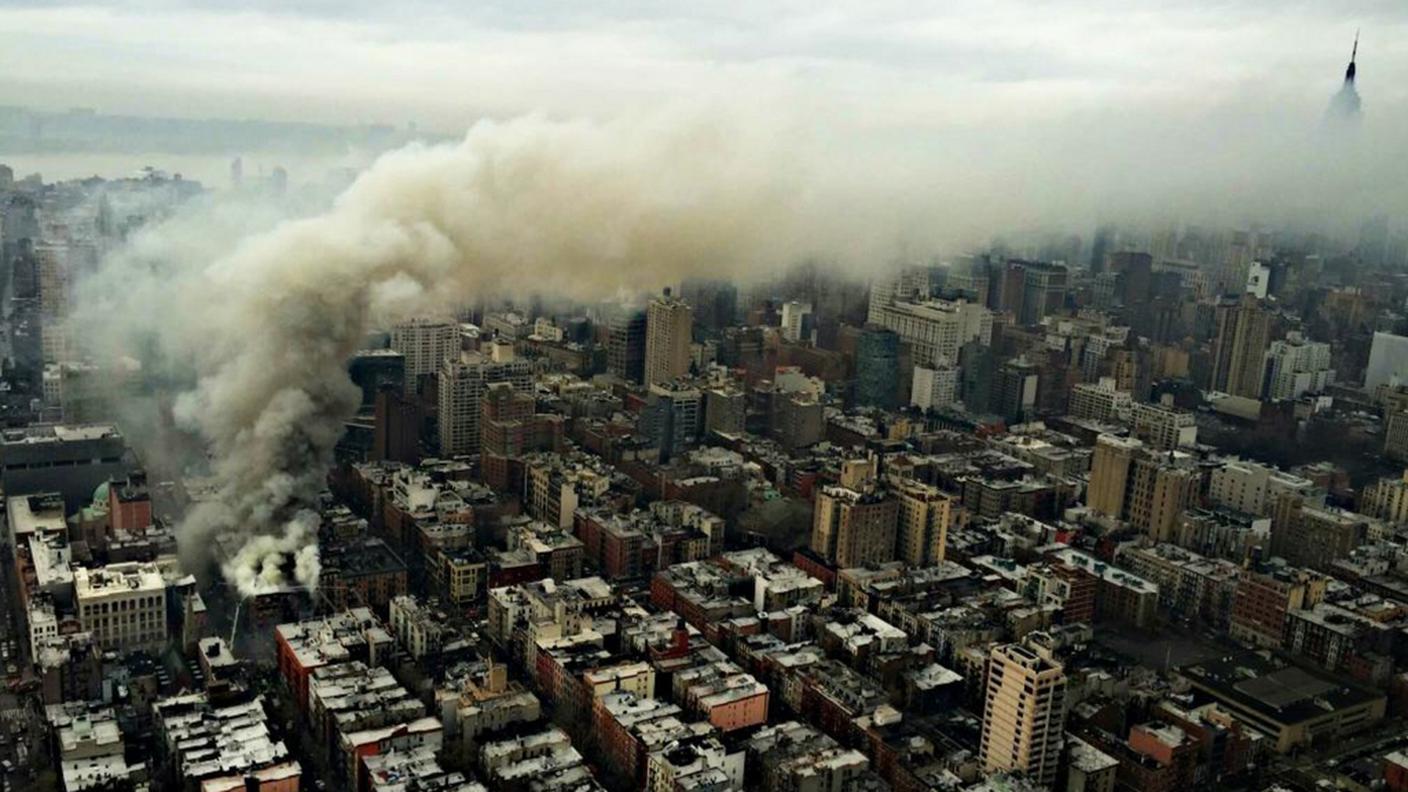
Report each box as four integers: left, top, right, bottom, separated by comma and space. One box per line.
1327, 31, 1362, 121
1345, 30, 1358, 83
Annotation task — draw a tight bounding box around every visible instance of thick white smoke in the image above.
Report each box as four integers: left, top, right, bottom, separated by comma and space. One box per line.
83, 112, 810, 596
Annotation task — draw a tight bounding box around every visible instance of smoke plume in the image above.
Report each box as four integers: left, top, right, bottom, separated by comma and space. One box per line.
79, 112, 810, 595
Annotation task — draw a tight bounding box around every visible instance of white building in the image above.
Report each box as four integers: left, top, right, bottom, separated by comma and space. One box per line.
1265, 333, 1333, 401
437, 354, 533, 455
388, 595, 453, 660
1131, 401, 1196, 451
1245, 261, 1271, 299
74, 562, 167, 652
532, 318, 564, 343
1208, 458, 1318, 516
1068, 378, 1132, 423
911, 366, 959, 411
868, 295, 992, 368
391, 319, 460, 395
780, 301, 813, 343
29, 594, 58, 659
1366, 331, 1408, 394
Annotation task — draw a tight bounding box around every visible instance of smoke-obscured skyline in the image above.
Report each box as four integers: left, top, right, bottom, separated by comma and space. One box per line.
37, 1, 1408, 596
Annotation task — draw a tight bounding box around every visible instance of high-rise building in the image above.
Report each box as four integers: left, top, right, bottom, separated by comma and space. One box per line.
1326, 32, 1361, 121
810, 486, 898, 568
893, 480, 953, 565
1018, 260, 1069, 326
1087, 435, 1139, 518
770, 392, 824, 451
1131, 401, 1197, 451
1088, 435, 1202, 541
868, 266, 932, 321
1387, 411, 1408, 462
1264, 333, 1333, 401
868, 295, 992, 368
1269, 496, 1368, 570
1110, 251, 1153, 308
1359, 470, 1408, 524
679, 278, 737, 332
1209, 295, 1272, 398
991, 359, 1038, 424
979, 642, 1067, 786
704, 387, 746, 437
1364, 332, 1408, 394
391, 319, 460, 395
1207, 458, 1317, 517
347, 349, 406, 410
607, 309, 648, 384
959, 341, 996, 415
780, 301, 813, 343
854, 328, 900, 410
645, 292, 694, 386
437, 354, 532, 455
372, 387, 420, 464
641, 383, 703, 463
1068, 377, 1131, 424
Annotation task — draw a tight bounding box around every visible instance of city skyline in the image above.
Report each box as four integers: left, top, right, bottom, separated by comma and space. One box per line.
2, 4, 1408, 792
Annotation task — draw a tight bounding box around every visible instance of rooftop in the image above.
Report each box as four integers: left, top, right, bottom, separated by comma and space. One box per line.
74, 560, 164, 598
1180, 653, 1384, 726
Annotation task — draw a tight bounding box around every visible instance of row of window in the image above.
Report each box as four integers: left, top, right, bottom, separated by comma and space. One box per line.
80, 595, 161, 616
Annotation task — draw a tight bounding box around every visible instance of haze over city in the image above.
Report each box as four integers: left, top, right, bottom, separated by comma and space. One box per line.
0, 3, 1405, 792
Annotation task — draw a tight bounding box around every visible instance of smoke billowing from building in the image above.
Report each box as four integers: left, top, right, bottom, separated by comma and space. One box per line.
82, 113, 810, 596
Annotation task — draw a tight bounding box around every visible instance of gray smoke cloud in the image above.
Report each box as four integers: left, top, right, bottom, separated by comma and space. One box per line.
72, 100, 1408, 596
76, 111, 813, 595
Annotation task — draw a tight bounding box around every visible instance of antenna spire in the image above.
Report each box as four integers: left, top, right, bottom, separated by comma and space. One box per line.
1345, 30, 1358, 82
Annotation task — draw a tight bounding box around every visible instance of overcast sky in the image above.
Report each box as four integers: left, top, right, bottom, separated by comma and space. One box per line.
0, 1, 1402, 132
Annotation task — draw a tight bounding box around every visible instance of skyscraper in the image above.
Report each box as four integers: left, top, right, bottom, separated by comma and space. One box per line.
893, 479, 953, 565
1209, 294, 1272, 398
959, 341, 997, 415
854, 327, 900, 410
437, 353, 532, 455
347, 349, 406, 410
991, 359, 1038, 424
980, 642, 1067, 786
780, 301, 813, 343
1326, 32, 1361, 121
644, 291, 693, 386
641, 382, 703, 463
1365, 331, 1408, 394
1264, 333, 1334, 400
1018, 260, 1068, 326
679, 278, 738, 332
1088, 434, 1202, 541
1109, 251, 1152, 308
810, 485, 898, 568
391, 318, 460, 396
607, 308, 647, 384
